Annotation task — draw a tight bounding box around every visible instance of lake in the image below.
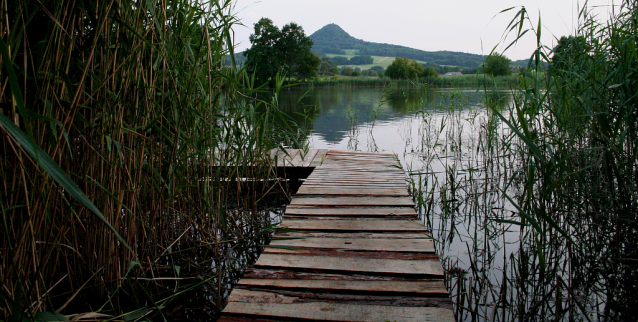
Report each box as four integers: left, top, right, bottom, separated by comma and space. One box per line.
276, 86, 626, 321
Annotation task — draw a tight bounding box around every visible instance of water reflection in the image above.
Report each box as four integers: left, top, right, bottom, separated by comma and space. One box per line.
274, 86, 633, 321
278, 87, 494, 147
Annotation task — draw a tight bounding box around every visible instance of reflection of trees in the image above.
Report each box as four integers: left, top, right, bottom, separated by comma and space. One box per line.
275, 88, 512, 145
385, 88, 434, 112
484, 90, 511, 110
255, 89, 319, 149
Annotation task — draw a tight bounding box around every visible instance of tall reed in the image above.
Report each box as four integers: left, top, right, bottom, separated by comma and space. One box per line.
0, 0, 293, 319
409, 1, 638, 320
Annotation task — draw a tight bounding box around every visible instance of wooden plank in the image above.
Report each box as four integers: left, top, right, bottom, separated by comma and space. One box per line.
268, 237, 435, 253
280, 220, 427, 232
300, 183, 408, 188
298, 149, 319, 168
236, 279, 447, 295
284, 207, 417, 216
315, 166, 398, 171
288, 150, 306, 167
254, 253, 444, 276
303, 177, 405, 182
308, 149, 329, 166
295, 187, 409, 196
262, 248, 439, 261
304, 176, 405, 181
327, 151, 395, 156
275, 232, 430, 239
318, 166, 405, 171
289, 196, 415, 206
305, 176, 405, 181
272, 149, 300, 167
223, 297, 455, 321
301, 182, 407, 187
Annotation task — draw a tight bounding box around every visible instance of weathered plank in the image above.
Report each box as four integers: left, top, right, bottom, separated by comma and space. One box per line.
226, 288, 452, 308
284, 206, 417, 216
236, 279, 448, 295
223, 297, 455, 322
287, 151, 306, 167
308, 149, 329, 166
280, 219, 428, 232
303, 178, 407, 183
275, 232, 431, 239
268, 237, 435, 253
295, 187, 410, 196
273, 149, 300, 167
254, 253, 445, 276
298, 149, 319, 168
300, 184, 409, 189
289, 196, 415, 206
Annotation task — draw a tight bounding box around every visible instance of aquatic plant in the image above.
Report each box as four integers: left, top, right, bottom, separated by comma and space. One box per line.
409, 1, 638, 320
0, 0, 297, 319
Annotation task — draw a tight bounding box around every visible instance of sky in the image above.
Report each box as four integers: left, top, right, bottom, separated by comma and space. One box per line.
230, 0, 617, 60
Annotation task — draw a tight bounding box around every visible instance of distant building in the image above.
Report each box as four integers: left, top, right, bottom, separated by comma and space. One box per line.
443, 72, 463, 76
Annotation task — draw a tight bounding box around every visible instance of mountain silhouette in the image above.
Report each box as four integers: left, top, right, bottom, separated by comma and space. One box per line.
310, 24, 484, 68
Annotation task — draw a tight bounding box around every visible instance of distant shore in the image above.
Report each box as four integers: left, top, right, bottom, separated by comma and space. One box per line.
283, 74, 520, 88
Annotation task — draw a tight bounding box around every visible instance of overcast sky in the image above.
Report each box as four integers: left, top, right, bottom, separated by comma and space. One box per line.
230, 0, 617, 60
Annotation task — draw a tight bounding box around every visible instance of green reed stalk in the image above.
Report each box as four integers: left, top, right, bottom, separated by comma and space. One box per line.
1, 0, 294, 320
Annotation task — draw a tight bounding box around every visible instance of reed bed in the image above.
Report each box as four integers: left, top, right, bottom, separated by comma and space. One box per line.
295, 76, 424, 88
431, 74, 519, 88
287, 74, 519, 89
0, 0, 296, 320
408, 2, 638, 320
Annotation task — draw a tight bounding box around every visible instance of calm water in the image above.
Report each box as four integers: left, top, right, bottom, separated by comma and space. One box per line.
276, 86, 625, 321
278, 86, 518, 319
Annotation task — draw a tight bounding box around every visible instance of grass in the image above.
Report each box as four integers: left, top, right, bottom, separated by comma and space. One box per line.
0, 0, 301, 320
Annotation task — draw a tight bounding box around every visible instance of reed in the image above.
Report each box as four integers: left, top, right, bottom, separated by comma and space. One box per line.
408, 1, 638, 320
0, 0, 295, 320
285, 74, 519, 89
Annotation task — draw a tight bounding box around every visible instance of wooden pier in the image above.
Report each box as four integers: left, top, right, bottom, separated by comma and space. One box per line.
220, 150, 454, 322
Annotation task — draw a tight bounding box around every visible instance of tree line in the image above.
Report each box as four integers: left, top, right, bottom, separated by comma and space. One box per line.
244, 19, 530, 86
328, 55, 374, 65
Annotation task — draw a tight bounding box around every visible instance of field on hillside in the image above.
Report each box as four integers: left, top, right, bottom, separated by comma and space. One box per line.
325, 53, 428, 70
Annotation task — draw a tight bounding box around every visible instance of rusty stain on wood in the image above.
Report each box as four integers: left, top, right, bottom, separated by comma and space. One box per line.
220, 150, 454, 321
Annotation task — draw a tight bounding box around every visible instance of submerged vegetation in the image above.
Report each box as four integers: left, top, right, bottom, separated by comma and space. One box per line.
0, 0, 299, 320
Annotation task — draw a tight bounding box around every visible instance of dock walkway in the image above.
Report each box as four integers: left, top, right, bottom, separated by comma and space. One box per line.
220, 150, 454, 321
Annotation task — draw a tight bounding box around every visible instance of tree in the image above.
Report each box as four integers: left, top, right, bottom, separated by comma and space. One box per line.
244, 18, 282, 85
294, 51, 321, 81
370, 66, 385, 76
349, 55, 374, 65
385, 57, 425, 79
340, 66, 354, 76
318, 58, 333, 76
483, 53, 511, 76
280, 22, 319, 81
244, 18, 319, 85
422, 65, 439, 78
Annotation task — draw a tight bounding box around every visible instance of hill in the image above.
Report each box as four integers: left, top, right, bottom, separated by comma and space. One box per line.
310, 24, 485, 68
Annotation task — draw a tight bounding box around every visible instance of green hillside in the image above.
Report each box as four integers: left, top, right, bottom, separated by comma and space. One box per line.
310, 24, 485, 68
325, 54, 427, 70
